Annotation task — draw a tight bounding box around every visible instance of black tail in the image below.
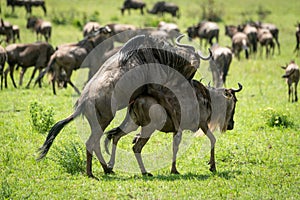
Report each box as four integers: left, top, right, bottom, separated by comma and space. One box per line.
104, 127, 121, 155
37, 106, 81, 160
34, 55, 55, 87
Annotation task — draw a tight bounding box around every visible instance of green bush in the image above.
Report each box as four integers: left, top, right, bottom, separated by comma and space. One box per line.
52, 142, 86, 175
262, 108, 293, 128
29, 101, 55, 134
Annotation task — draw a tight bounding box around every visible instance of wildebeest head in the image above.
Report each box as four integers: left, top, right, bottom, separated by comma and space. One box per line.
187, 26, 199, 41
222, 83, 243, 131
26, 16, 38, 29
208, 83, 242, 132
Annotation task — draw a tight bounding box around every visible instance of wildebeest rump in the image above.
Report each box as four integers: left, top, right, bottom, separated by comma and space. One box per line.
281, 61, 299, 102
104, 82, 242, 175
37, 34, 212, 178
4, 42, 54, 89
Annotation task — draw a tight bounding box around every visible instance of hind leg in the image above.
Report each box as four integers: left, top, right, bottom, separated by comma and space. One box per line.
171, 131, 182, 174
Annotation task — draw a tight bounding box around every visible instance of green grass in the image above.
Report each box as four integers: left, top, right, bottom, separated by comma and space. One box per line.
1, 0, 300, 199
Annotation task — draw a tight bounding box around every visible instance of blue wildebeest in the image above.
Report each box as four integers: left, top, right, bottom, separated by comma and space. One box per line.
187, 21, 219, 47
26, 16, 51, 42
104, 81, 242, 176
7, 0, 47, 16
281, 61, 299, 102
121, 0, 146, 15
209, 44, 233, 87
147, 1, 180, 18
0, 45, 7, 90
36, 35, 212, 179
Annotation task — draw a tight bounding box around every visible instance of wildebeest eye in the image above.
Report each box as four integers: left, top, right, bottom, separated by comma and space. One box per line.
223, 90, 232, 99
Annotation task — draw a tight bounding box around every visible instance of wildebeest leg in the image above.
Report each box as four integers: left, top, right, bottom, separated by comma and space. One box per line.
85, 102, 113, 176
26, 67, 38, 88
6, 65, 17, 88
42, 4, 47, 16
19, 67, 27, 86
288, 84, 292, 102
107, 112, 139, 170
295, 82, 298, 102
140, 7, 144, 15
275, 37, 280, 54
133, 126, 155, 176
171, 131, 182, 174
68, 80, 81, 95
200, 122, 216, 172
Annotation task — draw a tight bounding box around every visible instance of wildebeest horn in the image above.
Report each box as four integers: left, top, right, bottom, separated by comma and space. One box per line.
196, 48, 212, 60
175, 34, 195, 51
231, 83, 243, 93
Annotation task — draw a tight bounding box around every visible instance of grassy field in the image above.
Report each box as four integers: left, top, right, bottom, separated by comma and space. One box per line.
0, 0, 300, 199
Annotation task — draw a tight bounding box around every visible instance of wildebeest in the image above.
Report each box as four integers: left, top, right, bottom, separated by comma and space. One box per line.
257, 28, 275, 58
225, 26, 249, 60
121, 0, 146, 15
147, 1, 180, 18
294, 23, 300, 55
26, 16, 51, 42
252, 21, 280, 54
209, 45, 232, 87
6, 0, 47, 16
36, 35, 212, 178
0, 18, 13, 43
36, 26, 113, 95
157, 21, 180, 42
0, 45, 7, 90
104, 81, 242, 175
281, 61, 299, 102
238, 24, 258, 54
4, 42, 54, 89
83, 22, 101, 37
187, 21, 219, 47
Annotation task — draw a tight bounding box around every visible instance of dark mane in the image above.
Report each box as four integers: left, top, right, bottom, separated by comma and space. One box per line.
119, 34, 199, 80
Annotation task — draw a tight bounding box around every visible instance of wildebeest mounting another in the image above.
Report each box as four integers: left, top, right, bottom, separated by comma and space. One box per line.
36, 34, 212, 179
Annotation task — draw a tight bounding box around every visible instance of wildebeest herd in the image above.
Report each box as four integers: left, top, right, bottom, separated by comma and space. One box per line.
1, 0, 299, 179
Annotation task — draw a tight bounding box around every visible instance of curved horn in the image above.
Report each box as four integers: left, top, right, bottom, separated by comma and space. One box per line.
231, 83, 243, 93
175, 34, 195, 51
196, 48, 212, 60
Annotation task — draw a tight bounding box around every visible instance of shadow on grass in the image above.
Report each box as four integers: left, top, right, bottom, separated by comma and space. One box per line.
97, 170, 241, 181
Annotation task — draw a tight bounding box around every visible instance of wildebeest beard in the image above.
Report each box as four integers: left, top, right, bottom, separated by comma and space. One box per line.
118, 34, 199, 81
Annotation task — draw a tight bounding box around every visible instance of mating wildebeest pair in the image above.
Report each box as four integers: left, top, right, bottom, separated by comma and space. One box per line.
37, 34, 242, 178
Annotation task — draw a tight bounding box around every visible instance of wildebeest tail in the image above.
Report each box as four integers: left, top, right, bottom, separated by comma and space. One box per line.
242, 39, 249, 59
37, 104, 82, 161
104, 127, 122, 155
282, 69, 296, 78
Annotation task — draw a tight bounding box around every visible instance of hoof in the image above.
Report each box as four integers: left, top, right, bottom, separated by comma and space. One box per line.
105, 168, 115, 174
88, 174, 99, 181
171, 170, 180, 175
142, 172, 153, 177
209, 166, 217, 173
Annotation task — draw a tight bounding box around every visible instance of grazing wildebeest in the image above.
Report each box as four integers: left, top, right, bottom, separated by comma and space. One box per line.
106, 23, 137, 43
252, 22, 280, 54
121, 0, 146, 15
26, 16, 51, 42
209, 45, 232, 87
4, 42, 54, 89
35, 26, 113, 95
187, 21, 219, 47
147, 1, 180, 18
83, 22, 101, 37
257, 28, 275, 58
294, 23, 300, 55
0, 45, 7, 90
36, 35, 212, 178
281, 61, 299, 102
238, 24, 258, 54
104, 81, 242, 175
7, 0, 47, 16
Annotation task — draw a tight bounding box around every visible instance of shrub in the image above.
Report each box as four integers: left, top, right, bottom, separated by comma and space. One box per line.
51, 142, 86, 175
262, 108, 293, 128
201, 0, 223, 22
29, 101, 55, 134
